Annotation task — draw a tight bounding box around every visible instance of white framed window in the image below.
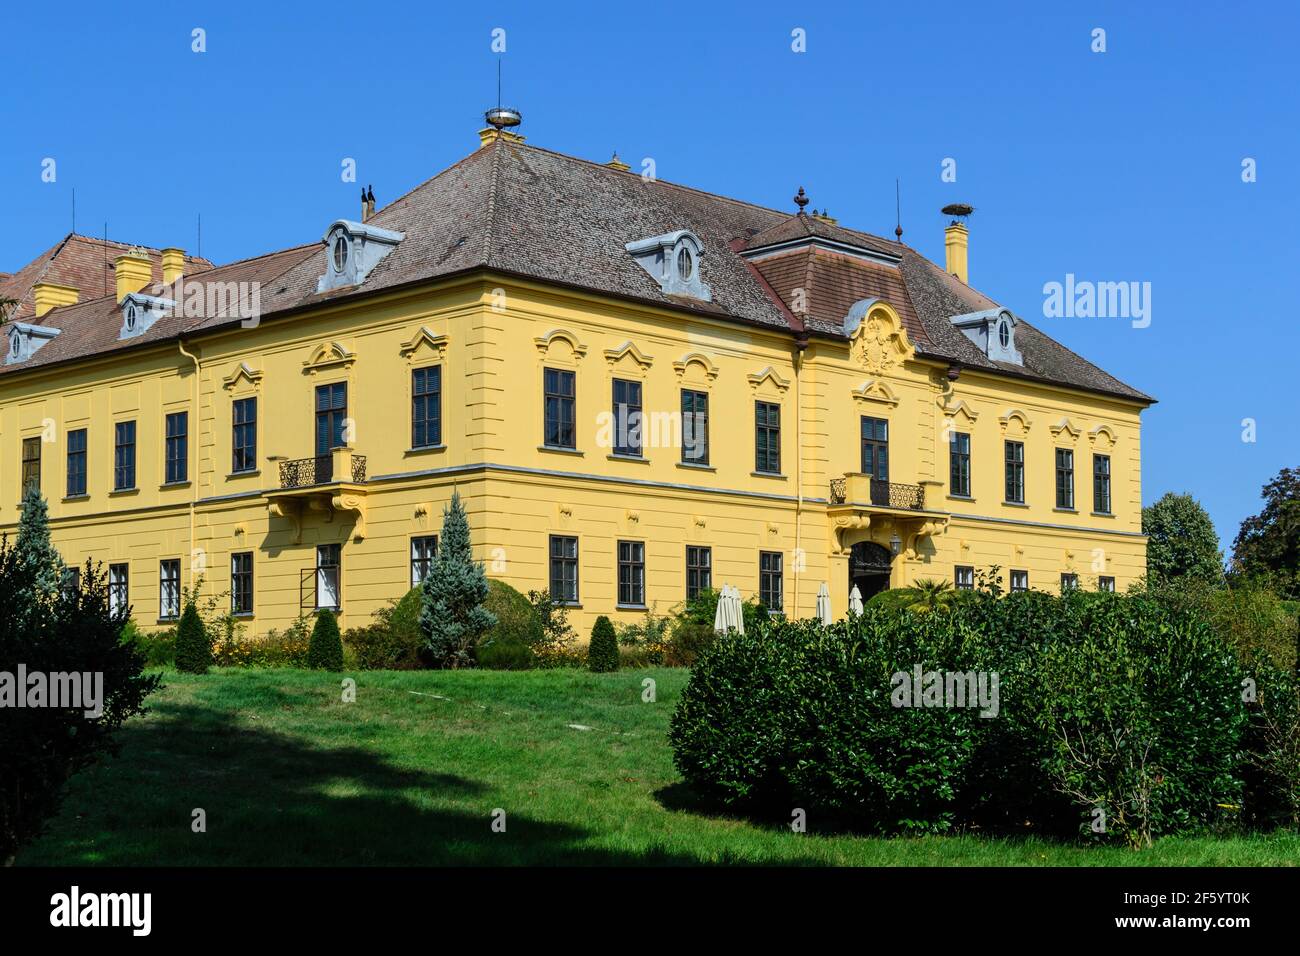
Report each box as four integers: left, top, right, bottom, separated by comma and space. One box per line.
159, 559, 181, 620
410, 536, 438, 588
316, 544, 341, 610
109, 563, 130, 616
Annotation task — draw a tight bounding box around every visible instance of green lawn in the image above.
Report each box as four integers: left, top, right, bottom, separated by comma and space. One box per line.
17, 667, 1300, 866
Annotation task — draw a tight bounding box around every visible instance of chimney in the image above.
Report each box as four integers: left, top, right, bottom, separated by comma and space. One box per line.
32, 281, 79, 317
944, 221, 969, 284
161, 248, 186, 286
365, 185, 376, 222
114, 248, 152, 302
360, 186, 369, 222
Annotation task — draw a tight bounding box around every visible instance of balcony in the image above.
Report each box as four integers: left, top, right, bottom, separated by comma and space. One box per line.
279, 453, 367, 489
267, 448, 368, 544
829, 476, 924, 511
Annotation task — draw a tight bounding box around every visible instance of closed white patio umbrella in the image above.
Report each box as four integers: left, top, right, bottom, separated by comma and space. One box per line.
713, 586, 728, 634
815, 582, 832, 625
730, 585, 745, 635
848, 584, 864, 616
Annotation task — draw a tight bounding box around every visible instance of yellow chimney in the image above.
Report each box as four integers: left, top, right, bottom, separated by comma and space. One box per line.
161, 248, 186, 286
114, 248, 153, 301
477, 127, 526, 149
944, 222, 969, 284
32, 281, 80, 317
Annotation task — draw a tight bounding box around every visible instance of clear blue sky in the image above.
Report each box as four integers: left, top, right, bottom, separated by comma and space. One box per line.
3, 0, 1296, 555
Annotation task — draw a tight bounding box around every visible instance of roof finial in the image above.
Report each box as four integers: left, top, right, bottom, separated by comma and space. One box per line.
794, 186, 809, 214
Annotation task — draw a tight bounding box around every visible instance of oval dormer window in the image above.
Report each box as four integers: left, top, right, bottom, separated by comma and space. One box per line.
332, 235, 349, 273
126, 304, 138, 331
9, 329, 21, 359
998, 320, 1009, 348
676, 246, 693, 282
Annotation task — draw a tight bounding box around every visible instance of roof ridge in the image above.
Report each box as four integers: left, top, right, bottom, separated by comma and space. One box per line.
482, 138, 504, 265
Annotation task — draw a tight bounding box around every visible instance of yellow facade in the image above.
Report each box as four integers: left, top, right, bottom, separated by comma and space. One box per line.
0, 263, 1147, 636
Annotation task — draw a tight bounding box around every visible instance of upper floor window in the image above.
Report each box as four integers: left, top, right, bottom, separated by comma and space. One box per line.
21, 436, 41, 495
114, 421, 136, 491
232, 397, 257, 474
1055, 449, 1074, 510
861, 417, 889, 480
950, 432, 971, 497
1005, 440, 1025, 503
543, 368, 576, 449
412, 366, 443, 449
315, 383, 348, 458
612, 378, 643, 457
66, 428, 87, 497
755, 401, 781, 474
1093, 454, 1112, 514
681, 389, 709, 465
165, 411, 188, 484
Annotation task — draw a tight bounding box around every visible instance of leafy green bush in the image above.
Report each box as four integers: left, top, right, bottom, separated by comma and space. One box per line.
125, 622, 176, 667
588, 616, 619, 673
343, 589, 425, 670
665, 619, 715, 667
307, 611, 344, 671
864, 587, 923, 614
676, 588, 770, 635
174, 601, 211, 674
477, 580, 542, 670
616, 609, 669, 666
215, 617, 312, 668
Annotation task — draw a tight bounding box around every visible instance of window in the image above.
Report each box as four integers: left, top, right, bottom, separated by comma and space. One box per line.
950, 432, 971, 497
66, 428, 87, 497
1093, 454, 1111, 514
61, 566, 80, 597
332, 235, 348, 273
681, 389, 709, 464
316, 544, 341, 610
315, 383, 348, 457
861, 417, 889, 480
759, 551, 783, 612
1055, 448, 1074, 509
1060, 573, 1079, 592
21, 436, 41, 494
232, 397, 257, 474
1010, 569, 1029, 593
231, 552, 254, 615
755, 401, 781, 474
543, 368, 576, 449
109, 563, 129, 616
549, 535, 579, 604
1098, 575, 1116, 593
1004, 440, 1025, 503
159, 559, 181, 621
676, 246, 693, 281
998, 321, 1010, 348
412, 366, 442, 449
114, 421, 136, 491
410, 535, 438, 588
954, 566, 975, 590
612, 379, 643, 457
617, 540, 645, 607
685, 545, 712, 600
165, 411, 188, 484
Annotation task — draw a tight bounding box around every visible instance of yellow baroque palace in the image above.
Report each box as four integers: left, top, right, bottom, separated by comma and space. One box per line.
0, 127, 1152, 635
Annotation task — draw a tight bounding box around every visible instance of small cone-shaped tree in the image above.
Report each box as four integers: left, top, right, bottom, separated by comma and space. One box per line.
308, 609, 344, 671
174, 600, 211, 674
15, 485, 63, 612
420, 491, 495, 668
588, 616, 619, 673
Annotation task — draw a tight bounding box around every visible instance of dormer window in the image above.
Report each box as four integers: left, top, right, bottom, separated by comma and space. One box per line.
316, 219, 405, 294
950, 308, 1023, 366
125, 303, 138, 332
5, 321, 61, 365
626, 230, 712, 301
118, 292, 175, 341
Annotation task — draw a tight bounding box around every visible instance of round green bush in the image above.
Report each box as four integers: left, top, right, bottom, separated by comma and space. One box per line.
344, 588, 426, 669
173, 601, 211, 674
588, 616, 619, 673
307, 610, 344, 671
476, 579, 542, 670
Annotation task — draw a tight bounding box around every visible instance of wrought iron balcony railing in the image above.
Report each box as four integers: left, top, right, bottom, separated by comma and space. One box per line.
829, 476, 924, 511
279, 454, 367, 489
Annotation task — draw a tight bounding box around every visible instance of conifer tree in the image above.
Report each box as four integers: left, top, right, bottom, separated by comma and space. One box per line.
420, 491, 495, 667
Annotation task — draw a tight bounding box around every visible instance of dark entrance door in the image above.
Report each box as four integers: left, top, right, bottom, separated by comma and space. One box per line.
849, 541, 893, 602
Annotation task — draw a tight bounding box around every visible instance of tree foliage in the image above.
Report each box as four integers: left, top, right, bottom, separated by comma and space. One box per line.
419, 492, 495, 668
1142, 492, 1223, 587
173, 600, 212, 674
1232, 467, 1300, 600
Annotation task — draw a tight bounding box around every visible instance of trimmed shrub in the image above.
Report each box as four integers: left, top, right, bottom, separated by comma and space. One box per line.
344, 589, 425, 670
174, 601, 211, 674
588, 616, 619, 673
477, 580, 542, 670
307, 610, 344, 671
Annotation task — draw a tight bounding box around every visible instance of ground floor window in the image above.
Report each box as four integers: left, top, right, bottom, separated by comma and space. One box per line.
410, 535, 438, 588
61, 566, 81, 597
1098, 575, 1116, 592
617, 540, 645, 607
759, 551, 783, 612
232, 552, 254, 615
1060, 572, 1079, 592
549, 535, 579, 604
316, 544, 341, 610
109, 563, 129, 616
685, 545, 711, 600
1009, 569, 1029, 593
159, 559, 181, 620
954, 566, 974, 590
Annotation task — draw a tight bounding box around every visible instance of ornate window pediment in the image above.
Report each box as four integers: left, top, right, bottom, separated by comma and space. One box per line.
603, 340, 654, 371
852, 378, 900, 407
746, 366, 790, 394
1050, 417, 1082, 440
399, 326, 449, 362
222, 362, 264, 390
533, 328, 588, 362
1089, 423, 1118, 446
303, 341, 356, 375
672, 351, 719, 383
999, 408, 1033, 434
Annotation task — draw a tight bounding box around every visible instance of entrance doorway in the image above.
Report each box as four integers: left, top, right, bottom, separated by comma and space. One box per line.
849, 541, 893, 601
